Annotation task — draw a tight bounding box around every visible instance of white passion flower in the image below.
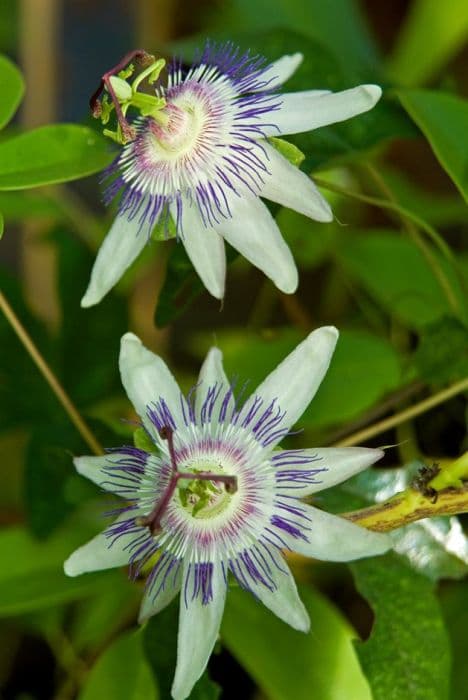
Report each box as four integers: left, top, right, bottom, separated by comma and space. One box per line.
82, 43, 382, 307
64, 328, 391, 699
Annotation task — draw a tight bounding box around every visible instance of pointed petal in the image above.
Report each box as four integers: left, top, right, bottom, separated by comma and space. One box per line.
73, 449, 144, 496
138, 562, 183, 623
264, 84, 382, 137
218, 196, 298, 293
261, 142, 332, 222
81, 212, 149, 307
119, 333, 184, 440
195, 347, 233, 423
274, 447, 384, 497
253, 53, 303, 91
233, 546, 309, 632
279, 504, 391, 562
64, 513, 137, 576
171, 563, 226, 700
177, 201, 226, 299
241, 327, 338, 441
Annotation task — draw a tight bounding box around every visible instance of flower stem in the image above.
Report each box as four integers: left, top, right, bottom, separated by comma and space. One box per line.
0, 290, 103, 456
333, 378, 468, 447
343, 482, 468, 532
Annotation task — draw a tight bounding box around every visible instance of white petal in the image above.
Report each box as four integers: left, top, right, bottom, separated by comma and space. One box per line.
218, 196, 298, 293
236, 547, 309, 632
81, 212, 149, 307
73, 453, 139, 495
241, 327, 338, 440
261, 142, 332, 222
275, 447, 384, 497
64, 513, 136, 576
282, 504, 391, 561
263, 84, 382, 137
138, 565, 182, 624
119, 333, 184, 440
253, 53, 303, 92
171, 563, 226, 700
195, 347, 233, 423
177, 201, 226, 299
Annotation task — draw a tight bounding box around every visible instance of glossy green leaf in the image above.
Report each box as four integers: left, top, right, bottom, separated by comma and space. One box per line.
398, 89, 468, 203
351, 554, 451, 700
338, 230, 466, 329
0, 54, 24, 130
414, 317, 468, 387
222, 585, 371, 700
79, 631, 157, 700
0, 124, 114, 190
388, 0, 468, 86
320, 463, 468, 581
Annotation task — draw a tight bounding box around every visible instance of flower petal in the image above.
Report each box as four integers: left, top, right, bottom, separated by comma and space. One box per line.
177, 201, 226, 299
253, 53, 303, 92
241, 326, 338, 441
81, 211, 149, 308
274, 447, 384, 497
234, 546, 310, 632
218, 195, 298, 293
64, 513, 137, 576
263, 84, 382, 137
261, 142, 332, 222
138, 564, 182, 624
119, 333, 184, 439
171, 562, 226, 700
278, 503, 391, 561
195, 347, 233, 422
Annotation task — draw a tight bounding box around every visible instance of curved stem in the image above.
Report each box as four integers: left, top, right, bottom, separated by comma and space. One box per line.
0, 290, 103, 456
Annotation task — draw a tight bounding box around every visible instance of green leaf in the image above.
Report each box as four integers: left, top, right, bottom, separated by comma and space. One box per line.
133, 427, 157, 453
302, 329, 402, 429
320, 463, 468, 581
0, 211, 3, 238
0, 54, 24, 130
207, 0, 380, 76
398, 89, 468, 203
143, 601, 221, 699
0, 190, 61, 222
0, 524, 115, 616
441, 583, 468, 700
388, 0, 468, 86
414, 317, 468, 387
338, 229, 466, 329
79, 631, 157, 700
222, 584, 371, 700
276, 208, 335, 267
0, 124, 114, 190
351, 554, 451, 700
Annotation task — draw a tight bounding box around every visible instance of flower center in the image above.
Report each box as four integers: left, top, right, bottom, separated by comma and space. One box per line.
177, 466, 233, 519
148, 102, 202, 157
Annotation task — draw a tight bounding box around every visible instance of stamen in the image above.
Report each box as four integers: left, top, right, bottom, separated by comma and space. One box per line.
136, 425, 238, 535
90, 49, 155, 143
